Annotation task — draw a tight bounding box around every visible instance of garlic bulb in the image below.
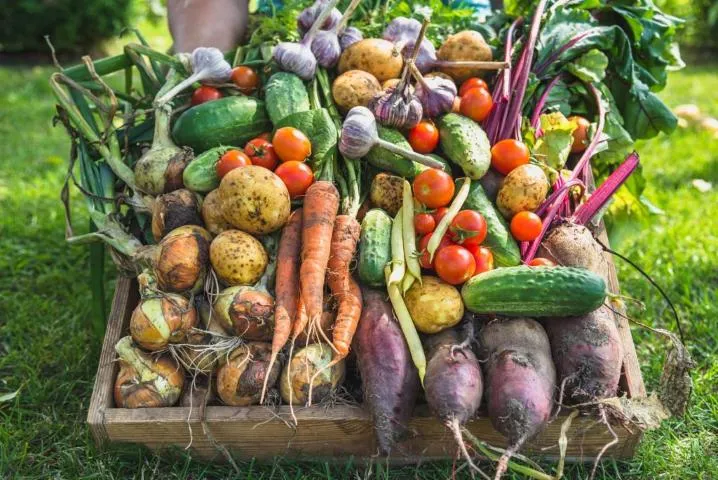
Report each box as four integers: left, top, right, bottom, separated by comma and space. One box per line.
297, 0, 342, 35
339, 27, 363, 50
412, 64, 458, 118
310, 0, 362, 68
370, 86, 423, 129
155, 47, 232, 106
383, 17, 422, 44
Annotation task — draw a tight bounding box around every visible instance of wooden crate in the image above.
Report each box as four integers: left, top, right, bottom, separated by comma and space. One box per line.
87, 240, 646, 463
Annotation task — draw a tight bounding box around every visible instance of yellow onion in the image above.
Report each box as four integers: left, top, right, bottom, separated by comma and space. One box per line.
113, 336, 184, 408
216, 343, 280, 406
201, 189, 231, 236
129, 293, 198, 351
214, 286, 274, 341
280, 343, 345, 406
151, 225, 212, 294
151, 189, 203, 241
179, 375, 215, 407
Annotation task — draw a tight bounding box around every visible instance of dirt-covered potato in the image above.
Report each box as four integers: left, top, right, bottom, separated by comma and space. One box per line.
404, 276, 464, 334
369, 172, 404, 216
338, 39, 403, 82
437, 31, 493, 83
332, 70, 382, 112
214, 286, 274, 340
280, 343, 345, 405
496, 164, 549, 218
216, 343, 280, 406
210, 230, 268, 286
201, 189, 232, 235
219, 165, 290, 235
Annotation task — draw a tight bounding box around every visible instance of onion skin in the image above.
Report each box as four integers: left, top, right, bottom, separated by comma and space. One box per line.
151, 189, 203, 241
216, 343, 281, 406
214, 286, 275, 341
129, 294, 198, 351
279, 343, 345, 405
153, 225, 211, 294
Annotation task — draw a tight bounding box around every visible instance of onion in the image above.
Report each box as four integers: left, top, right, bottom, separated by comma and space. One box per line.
151, 188, 203, 241
129, 293, 198, 351
150, 225, 212, 294
280, 343, 345, 405
216, 343, 281, 406
213, 286, 274, 341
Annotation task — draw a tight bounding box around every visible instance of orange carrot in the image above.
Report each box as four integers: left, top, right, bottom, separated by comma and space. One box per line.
260, 208, 303, 403
300, 181, 340, 324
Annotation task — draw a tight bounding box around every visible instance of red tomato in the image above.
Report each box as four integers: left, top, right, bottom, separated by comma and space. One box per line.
216, 149, 251, 178
191, 85, 222, 106
528, 257, 556, 267
432, 207, 449, 226
418, 232, 455, 269
510, 211, 543, 241
275, 161, 314, 198
407, 121, 439, 154
490, 139, 530, 175
434, 245, 476, 285
460, 87, 493, 122
414, 213, 436, 236
244, 138, 279, 170
569, 115, 591, 153
231, 66, 259, 94
467, 245, 494, 274
413, 169, 455, 209
273, 127, 312, 163
449, 210, 488, 247
258, 132, 272, 141
459, 77, 489, 97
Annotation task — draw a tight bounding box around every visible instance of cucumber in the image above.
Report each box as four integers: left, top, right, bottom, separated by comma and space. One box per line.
365, 126, 451, 178
438, 113, 491, 179
461, 266, 607, 317
463, 182, 521, 266
264, 72, 310, 125
172, 96, 270, 153
358, 209, 393, 286
182, 146, 237, 193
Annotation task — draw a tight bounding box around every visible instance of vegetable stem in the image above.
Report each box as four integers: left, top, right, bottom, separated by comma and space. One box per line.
402, 181, 422, 285
334, 0, 362, 34
431, 60, 509, 70
427, 178, 471, 262
377, 139, 445, 169
304, 0, 341, 43
388, 208, 406, 286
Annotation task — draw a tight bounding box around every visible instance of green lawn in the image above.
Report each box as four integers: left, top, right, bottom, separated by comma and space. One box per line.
0, 61, 716, 479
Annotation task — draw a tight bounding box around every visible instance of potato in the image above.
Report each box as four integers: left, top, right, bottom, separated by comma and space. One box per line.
496, 164, 549, 218
332, 70, 382, 112
338, 39, 403, 82
437, 31, 493, 83
404, 276, 464, 334
210, 230, 268, 286
369, 172, 404, 216
201, 189, 232, 235
219, 165, 290, 235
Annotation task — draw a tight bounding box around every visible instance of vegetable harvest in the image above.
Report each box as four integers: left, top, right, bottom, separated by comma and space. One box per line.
52, 0, 689, 475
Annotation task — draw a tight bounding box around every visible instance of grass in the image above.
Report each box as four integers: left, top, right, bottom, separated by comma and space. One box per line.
0, 58, 716, 478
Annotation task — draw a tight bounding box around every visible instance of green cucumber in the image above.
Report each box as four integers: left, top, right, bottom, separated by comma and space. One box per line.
172, 96, 270, 153
365, 126, 451, 178
358, 209, 393, 287
182, 146, 237, 193
264, 72, 310, 125
461, 266, 607, 317
438, 113, 491, 179
463, 182, 520, 266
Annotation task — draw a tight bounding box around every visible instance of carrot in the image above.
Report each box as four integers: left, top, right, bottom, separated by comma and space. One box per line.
260, 208, 303, 403
300, 181, 340, 324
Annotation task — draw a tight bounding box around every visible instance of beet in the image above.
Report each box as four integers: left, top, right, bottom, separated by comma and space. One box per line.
354, 288, 419, 454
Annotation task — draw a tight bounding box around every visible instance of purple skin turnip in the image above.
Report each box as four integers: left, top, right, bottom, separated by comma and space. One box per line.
353, 288, 419, 454
542, 305, 624, 404
479, 317, 556, 480
423, 327, 483, 473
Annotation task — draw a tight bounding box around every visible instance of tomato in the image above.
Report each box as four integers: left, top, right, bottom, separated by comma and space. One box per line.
460, 87, 493, 122
408, 121, 439, 154
418, 232, 455, 269
414, 213, 436, 236
273, 127, 312, 163
449, 210, 487, 247
191, 85, 222, 106
432, 207, 449, 225
466, 245, 494, 274
434, 245, 476, 285
231, 66, 259, 94
275, 161, 314, 198
258, 132, 272, 141
569, 115, 591, 153
528, 257, 556, 267
510, 211, 543, 241
490, 139, 530, 175
413, 169, 455, 209
244, 138, 279, 170
459, 77, 489, 97
216, 149, 251, 178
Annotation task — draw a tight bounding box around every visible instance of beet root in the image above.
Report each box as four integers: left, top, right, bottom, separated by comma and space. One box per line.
538, 222, 609, 281
542, 305, 624, 404
354, 288, 420, 454
480, 318, 556, 479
